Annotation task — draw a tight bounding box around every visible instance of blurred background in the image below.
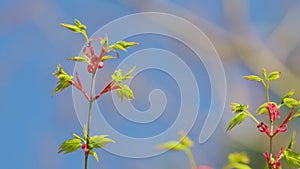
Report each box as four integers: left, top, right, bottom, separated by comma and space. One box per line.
1, 0, 300, 168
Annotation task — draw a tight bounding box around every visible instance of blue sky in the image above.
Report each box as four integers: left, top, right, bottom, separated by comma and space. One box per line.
1, 0, 300, 169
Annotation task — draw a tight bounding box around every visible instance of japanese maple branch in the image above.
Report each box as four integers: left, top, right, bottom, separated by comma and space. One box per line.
93, 81, 119, 101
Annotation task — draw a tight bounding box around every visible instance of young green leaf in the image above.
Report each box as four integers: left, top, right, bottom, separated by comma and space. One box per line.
117, 41, 139, 48
72, 133, 84, 142
287, 131, 296, 149
111, 67, 135, 84
123, 66, 136, 81
58, 138, 81, 154
255, 103, 269, 116
111, 69, 123, 83
101, 55, 115, 62
228, 152, 250, 164
224, 152, 251, 169
101, 35, 108, 46
224, 163, 251, 169
284, 149, 300, 168
226, 112, 248, 132
283, 98, 299, 109
60, 19, 87, 41
83, 124, 87, 140
109, 41, 138, 52
231, 103, 248, 113
268, 71, 281, 80
73, 19, 86, 31
156, 141, 186, 151
110, 43, 126, 51
60, 23, 81, 32
264, 163, 269, 169
90, 150, 99, 161
281, 89, 296, 104
67, 55, 90, 63
116, 84, 134, 101
262, 68, 267, 79
90, 135, 115, 149
179, 131, 194, 148
53, 65, 73, 95
74, 19, 82, 27
243, 75, 262, 82
291, 110, 300, 121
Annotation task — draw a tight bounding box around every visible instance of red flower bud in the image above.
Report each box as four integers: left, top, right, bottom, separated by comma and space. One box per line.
84, 149, 90, 155
81, 143, 87, 149
257, 122, 271, 136
267, 103, 280, 122
97, 61, 104, 69
87, 64, 94, 73
81, 143, 90, 155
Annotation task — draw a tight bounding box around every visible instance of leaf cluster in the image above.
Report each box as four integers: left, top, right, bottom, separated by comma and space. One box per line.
157, 131, 194, 151
223, 152, 251, 169
243, 68, 280, 84
53, 65, 73, 95
60, 19, 86, 33
284, 132, 300, 168
226, 103, 249, 132
111, 67, 136, 101
58, 126, 114, 161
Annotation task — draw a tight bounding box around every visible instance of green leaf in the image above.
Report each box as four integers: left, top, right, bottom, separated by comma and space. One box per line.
284, 149, 300, 168
255, 103, 269, 116
123, 66, 136, 81
109, 40, 138, 52
112, 69, 123, 83
231, 103, 248, 113
264, 162, 269, 169
111, 67, 135, 84
283, 98, 299, 108
228, 152, 250, 164
281, 89, 296, 104
73, 19, 86, 31
226, 112, 247, 132
67, 55, 90, 63
243, 75, 262, 82
60, 23, 81, 32
83, 124, 87, 140
90, 135, 115, 149
179, 131, 194, 148
291, 110, 300, 121
60, 19, 86, 33
72, 133, 84, 142
118, 41, 139, 48
74, 19, 82, 27
116, 84, 134, 101
90, 150, 99, 161
58, 138, 81, 154
262, 68, 267, 79
229, 163, 251, 169
288, 131, 296, 149
101, 35, 108, 46
53, 65, 73, 95
156, 141, 186, 151
101, 55, 115, 62
224, 152, 252, 169
110, 43, 126, 51
268, 71, 281, 80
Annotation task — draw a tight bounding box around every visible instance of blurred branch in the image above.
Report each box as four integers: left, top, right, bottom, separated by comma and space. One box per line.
121, 0, 300, 98
222, 0, 300, 98
266, 2, 300, 62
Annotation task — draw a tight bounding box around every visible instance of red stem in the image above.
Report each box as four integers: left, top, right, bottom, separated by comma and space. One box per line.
93, 81, 119, 101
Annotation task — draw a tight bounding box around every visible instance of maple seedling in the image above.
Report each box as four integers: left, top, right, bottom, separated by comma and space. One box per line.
53, 19, 138, 169
227, 69, 300, 169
